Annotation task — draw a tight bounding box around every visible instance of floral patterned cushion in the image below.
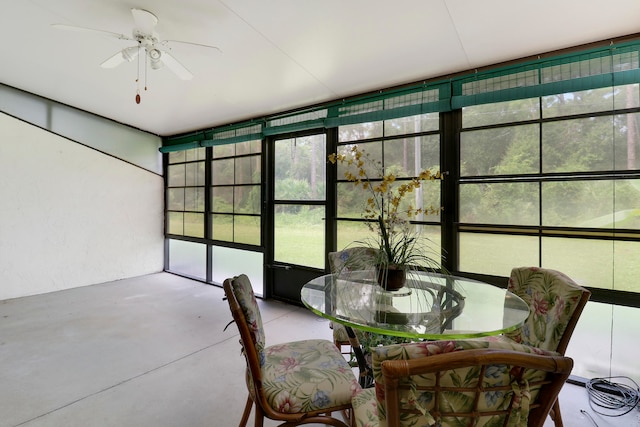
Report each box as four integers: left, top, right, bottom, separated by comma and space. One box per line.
352, 387, 378, 425
230, 274, 266, 363
247, 338, 361, 414
505, 267, 587, 352
352, 337, 559, 427
329, 247, 380, 274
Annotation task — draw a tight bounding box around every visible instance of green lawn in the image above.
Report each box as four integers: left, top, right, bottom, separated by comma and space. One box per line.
183, 211, 639, 292
271, 217, 639, 292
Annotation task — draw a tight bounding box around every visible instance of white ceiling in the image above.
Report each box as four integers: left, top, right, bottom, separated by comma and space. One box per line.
1, 0, 640, 137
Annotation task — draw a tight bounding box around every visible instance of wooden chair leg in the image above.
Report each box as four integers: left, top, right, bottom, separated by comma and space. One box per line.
253, 401, 265, 427
551, 398, 564, 427
339, 408, 352, 426
239, 395, 252, 427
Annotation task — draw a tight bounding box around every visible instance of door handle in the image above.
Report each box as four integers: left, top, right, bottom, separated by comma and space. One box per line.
271, 264, 292, 270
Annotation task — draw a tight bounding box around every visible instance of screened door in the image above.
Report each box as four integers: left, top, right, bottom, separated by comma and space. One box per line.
268, 132, 328, 303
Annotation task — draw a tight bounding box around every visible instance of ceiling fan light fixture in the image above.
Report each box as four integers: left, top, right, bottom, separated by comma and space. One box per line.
148, 48, 161, 60
148, 48, 163, 69
150, 58, 164, 70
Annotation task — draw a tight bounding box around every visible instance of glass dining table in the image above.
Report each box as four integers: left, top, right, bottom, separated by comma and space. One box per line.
300, 269, 531, 386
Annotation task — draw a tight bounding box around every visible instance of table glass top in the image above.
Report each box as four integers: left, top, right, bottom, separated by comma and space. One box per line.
301, 270, 530, 340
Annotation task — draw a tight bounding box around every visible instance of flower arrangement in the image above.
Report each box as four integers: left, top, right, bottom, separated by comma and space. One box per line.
328, 145, 444, 281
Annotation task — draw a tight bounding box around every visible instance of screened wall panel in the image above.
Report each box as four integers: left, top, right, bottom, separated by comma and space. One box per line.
459, 58, 640, 293
460, 124, 540, 176
336, 113, 443, 264
210, 140, 262, 245
166, 148, 206, 238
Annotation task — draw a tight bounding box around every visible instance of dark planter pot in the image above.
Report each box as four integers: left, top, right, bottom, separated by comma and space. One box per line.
377, 265, 406, 291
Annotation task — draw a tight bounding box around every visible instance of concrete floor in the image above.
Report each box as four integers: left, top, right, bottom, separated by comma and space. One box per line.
1, 273, 638, 427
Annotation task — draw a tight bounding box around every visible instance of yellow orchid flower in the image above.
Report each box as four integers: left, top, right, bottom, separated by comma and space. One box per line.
327, 145, 443, 268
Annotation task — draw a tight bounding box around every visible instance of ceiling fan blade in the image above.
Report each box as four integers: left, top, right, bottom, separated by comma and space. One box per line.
101, 51, 125, 69
131, 8, 158, 35
163, 39, 222, 53
159, 50, 193, 80
100, 46, 140, 68
51, 23, 131, 41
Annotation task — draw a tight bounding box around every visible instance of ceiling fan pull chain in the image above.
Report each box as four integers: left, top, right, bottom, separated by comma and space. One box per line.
144, 48, 149, 92
135, 44, 141, 104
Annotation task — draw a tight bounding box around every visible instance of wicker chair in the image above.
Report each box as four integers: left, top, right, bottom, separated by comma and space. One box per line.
223, 274, 359, 427
504, 267, 591, 427
327, 247, 379, 355
352, 338, 573, 427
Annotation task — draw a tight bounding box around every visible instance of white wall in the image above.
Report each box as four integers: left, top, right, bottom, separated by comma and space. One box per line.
0, 112, 164, 300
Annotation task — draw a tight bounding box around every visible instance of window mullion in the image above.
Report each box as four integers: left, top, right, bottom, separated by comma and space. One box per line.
205, 146, 213, 282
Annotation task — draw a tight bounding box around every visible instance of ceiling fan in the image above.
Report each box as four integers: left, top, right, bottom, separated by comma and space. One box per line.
53, 8, 220, 103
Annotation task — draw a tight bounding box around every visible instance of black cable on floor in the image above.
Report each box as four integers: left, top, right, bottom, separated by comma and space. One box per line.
586, 376, 640, 417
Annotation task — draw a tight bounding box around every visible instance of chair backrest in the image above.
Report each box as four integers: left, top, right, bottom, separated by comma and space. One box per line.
380, 348, 573, 427
328, 246, 379, 274
370, 339, 573, 427
505, 267, 591, 354
223, 275, 266, 395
